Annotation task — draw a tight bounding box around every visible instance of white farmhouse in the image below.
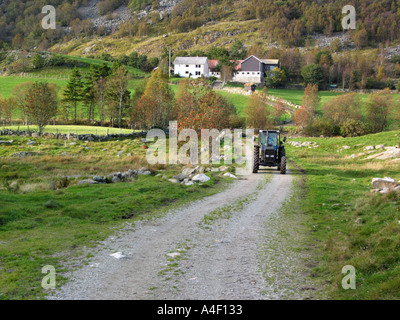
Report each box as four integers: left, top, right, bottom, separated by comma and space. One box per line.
173, 57, 209, 79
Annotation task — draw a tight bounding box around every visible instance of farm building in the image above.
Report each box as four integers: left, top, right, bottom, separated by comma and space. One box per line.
173, 57, 210, 79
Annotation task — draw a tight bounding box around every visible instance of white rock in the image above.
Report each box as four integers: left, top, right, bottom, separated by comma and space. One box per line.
166, 252, 181, 258
110, 252, 126, 260
192, 174, 210, 183
223, 172, 238, 179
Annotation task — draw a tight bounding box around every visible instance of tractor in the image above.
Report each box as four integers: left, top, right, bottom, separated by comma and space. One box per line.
253, 130, 287, 174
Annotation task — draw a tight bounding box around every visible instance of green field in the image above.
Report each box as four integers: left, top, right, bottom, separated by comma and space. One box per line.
287, 130, 400, 299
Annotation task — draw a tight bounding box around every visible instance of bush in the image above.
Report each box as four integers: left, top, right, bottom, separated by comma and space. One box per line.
304, 117, 338, 137
340, 119, 366, 137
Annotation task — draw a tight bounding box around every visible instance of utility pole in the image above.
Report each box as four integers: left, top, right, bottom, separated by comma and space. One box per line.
169, 47, 171, 78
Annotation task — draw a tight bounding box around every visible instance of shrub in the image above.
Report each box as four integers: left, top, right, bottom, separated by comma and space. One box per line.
303, 117, 338, 137
340, 119, 366, 137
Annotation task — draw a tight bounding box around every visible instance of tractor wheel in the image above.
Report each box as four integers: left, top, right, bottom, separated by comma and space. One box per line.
280, 156, 287, 175
253, 147, 259, 173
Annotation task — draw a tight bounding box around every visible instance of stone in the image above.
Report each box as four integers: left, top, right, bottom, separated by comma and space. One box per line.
174, 173, 189, 182
27, 141, 37, 146
110, 252, 126, 260
117, 151, 124, 157
375, 144, 385, 150
372, 177, 398, 190
0, 140, 12, 145
364, 146, 374, 151
78, 179, 98, 185
223, 172, 238, 179
169, 179, 179, 183
182, 167, 197, 176
342, 146, 351, 150
112, 176, 121, 184
192, 174, 210, 183
219, 166, 229, 172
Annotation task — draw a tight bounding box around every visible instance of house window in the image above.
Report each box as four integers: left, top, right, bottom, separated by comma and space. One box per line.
186, 65, 189, 68
195, 71, 201, 76
185, 71, 189, 74
196, 65, 201, 68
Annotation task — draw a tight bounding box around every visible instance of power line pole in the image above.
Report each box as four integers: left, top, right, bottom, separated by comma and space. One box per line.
169, 47, 171, 79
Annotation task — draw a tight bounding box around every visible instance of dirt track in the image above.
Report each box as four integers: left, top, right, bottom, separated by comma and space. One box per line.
50, 168, 322, 300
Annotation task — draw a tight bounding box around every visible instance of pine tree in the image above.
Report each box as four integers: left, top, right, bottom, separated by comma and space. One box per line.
63, 67, 83, 124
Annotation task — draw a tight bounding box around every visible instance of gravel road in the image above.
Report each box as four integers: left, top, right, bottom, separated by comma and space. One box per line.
50, 168, 323, 300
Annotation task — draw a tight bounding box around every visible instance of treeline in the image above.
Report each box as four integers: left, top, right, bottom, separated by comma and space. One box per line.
269, 47, 400, 90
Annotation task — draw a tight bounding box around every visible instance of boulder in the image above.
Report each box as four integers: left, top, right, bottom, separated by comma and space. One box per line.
174, 173, 188, 182
375, 144, 385, 150
372, 177, 398, 191
182, 167, 197, 176
192, 174, 210, 183
0, 140, 12, 145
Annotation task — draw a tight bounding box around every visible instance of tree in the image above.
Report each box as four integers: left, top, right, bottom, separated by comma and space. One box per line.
32, 54, 45, 70
302, 84, 320, 117
25, 82, 58, 135
301, 64, 323, 87
244, 89, 273, 132
136, 69, 174, 129
174, 78, 235, 133
63, 68, 83, 124
107, 66, 131, 129
12, 82, 32, 126
366, 89, 393, 133
322, 93, 362, 127
265, 68, 287, 88
94, 78, 108, 127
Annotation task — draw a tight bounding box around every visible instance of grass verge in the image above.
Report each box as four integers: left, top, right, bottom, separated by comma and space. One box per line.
287, 130, 400, 299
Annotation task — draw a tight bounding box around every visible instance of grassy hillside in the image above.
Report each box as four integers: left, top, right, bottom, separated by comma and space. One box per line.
287, 130, 400, 299
51, 20, 266, 58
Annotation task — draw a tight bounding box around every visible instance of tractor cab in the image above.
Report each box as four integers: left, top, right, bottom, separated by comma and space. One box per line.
253, 130, 287, 174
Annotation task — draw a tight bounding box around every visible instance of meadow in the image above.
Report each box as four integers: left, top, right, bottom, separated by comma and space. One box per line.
286, 130, 400, 299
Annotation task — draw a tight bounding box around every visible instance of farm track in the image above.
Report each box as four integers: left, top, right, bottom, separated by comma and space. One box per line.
50, 168, 323, 300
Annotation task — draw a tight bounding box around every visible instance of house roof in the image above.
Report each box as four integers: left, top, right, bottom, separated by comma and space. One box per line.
208, 60, 219, 69
209, 60, 243, 71
174, 57, 208, 65
241, 55, 280, 66
261, 59, 280, 65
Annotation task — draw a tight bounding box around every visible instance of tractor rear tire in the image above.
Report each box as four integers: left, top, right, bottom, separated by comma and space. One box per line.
253, 147, 260, 173
280, 156, 287, 175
